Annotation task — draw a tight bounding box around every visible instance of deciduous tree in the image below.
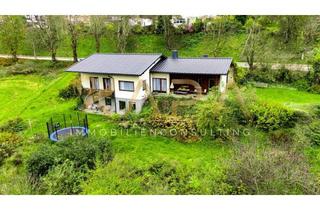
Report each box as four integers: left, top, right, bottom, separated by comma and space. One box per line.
0, 16, 26, 61
116, 16, 131, 53
66, 16, 82, 62
89, 16, 106, 53
37, 16, 65, 62
242, 17, 261, 70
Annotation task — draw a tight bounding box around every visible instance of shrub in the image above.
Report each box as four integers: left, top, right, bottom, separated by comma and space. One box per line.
307, 121, 320, 146
313, 105, 320, 118
0, 58, 14, 66
58, 84, 79, 99
5, 61, 40, 75
269, 129, 294, 144
58, 137, 97, 170
26, 136, 113, 181
293, 79, 310, 91
310, 84, 320, 94
226, 143, 320, 194
26, 145, 57, 180
227, 86, 255, 125
41, 160, 86, 195
233, 66, 248, 85
145, 114, 198, 142
195, 94, 236, 140
250, 102, 295, 131
0, 117, 27, 133
0, 132, 22, 165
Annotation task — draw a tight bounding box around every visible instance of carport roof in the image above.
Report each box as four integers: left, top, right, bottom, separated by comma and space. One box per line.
150, 57, 232, 75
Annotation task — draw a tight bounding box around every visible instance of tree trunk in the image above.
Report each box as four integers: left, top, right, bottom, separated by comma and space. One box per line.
11, 48, 18, 62
95, 36, 100, 53
51, 51, 57, 62
71, 39, 78, 63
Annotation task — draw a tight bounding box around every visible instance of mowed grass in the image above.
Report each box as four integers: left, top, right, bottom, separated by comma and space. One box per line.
254, 86, 320, 111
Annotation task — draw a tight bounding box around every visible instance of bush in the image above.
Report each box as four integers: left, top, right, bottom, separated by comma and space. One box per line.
26, 136, 113, 182
227, 86, 255, 125
41, 160, 86, 195
0, 132, 22, 165
145, 114, 198, 142
310, 84, 320, 94
294, 79, 310, 91
226, 144, 320, 194
233, 66, 248, 85
26, 145, 57, 180
196, 94, 236, 140
0, 117, 27, 133
307, 121, 320, 146
58, 137, 97, 170
269, 129, 294, 144
0, 58, 14, 66
58, 84, 79, 99
250, 102, 295, 131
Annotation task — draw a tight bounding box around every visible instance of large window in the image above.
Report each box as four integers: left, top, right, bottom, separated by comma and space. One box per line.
103, 78, 111, 90
119, 81, 134, 92
152, 78, 167, 92
90, 77, 99, 89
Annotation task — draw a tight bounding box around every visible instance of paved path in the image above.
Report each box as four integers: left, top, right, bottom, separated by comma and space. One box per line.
0, 54, 311, 72
237, 62, 311, 72
0, 54, 76, 61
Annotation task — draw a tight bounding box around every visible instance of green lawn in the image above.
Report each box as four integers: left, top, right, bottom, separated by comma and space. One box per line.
254, 86, 320, 111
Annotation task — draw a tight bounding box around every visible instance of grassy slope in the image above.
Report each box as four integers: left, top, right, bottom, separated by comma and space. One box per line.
0, 71, 229, 194
2, 32, 310, 63
254, 86, 320, 111
1, 66, 320, 194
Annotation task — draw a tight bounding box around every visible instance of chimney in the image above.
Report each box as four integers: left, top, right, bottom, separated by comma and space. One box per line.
172, 50, 178, 59
203, 54, 208, 58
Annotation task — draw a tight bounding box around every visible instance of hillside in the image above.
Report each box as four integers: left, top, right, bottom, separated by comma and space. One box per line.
0, 33, 315, 64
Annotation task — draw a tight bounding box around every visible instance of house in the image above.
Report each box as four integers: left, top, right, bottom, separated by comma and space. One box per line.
66, 51, 232, 114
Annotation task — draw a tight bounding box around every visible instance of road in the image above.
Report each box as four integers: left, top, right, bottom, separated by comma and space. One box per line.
0, 54, 311, 72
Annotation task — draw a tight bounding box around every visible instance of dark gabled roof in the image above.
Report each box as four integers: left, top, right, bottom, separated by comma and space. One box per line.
65, 53, 162, 76
150, 57, 232, 75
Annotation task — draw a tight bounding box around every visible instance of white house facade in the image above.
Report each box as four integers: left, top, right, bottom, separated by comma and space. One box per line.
66, 51, 232, 114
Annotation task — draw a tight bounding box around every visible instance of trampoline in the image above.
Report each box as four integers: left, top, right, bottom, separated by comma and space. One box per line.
50, 126, 88, 142
46, 113, 89, 142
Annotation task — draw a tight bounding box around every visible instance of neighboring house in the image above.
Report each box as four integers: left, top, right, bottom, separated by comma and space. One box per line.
66, 51, 232, 114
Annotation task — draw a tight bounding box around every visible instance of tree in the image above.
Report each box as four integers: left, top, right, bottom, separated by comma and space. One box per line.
66, 16, 82, 62
278, 16, 307, 44
37, 16, 65, 62
116, 16, 131, 53
311, 48, 320, 86
206, 16, 241, 56
89, 16, 106, 53
242, 17, 261, 70
0, 16, 26, 61
161, 16, 175, 50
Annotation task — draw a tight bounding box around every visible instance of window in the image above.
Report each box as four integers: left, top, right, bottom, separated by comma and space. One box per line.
152, 78, 167, 92
105, 97, 112, 106
119, 81, 134, 92
103, 78, 111, 90
130, 102, 136, 111
90, 77, 99, 89
119, 101, 126, 110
